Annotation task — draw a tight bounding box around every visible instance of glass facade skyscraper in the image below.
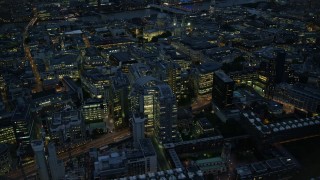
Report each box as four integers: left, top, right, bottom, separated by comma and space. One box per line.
130, 76, 178, 144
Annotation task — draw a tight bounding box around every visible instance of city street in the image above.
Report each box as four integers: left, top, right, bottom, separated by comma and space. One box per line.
23, 16, 42, 92
191, 95, 212, 112
7, 128, 131, 179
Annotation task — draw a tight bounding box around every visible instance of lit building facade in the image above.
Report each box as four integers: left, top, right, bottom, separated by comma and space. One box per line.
0, 112, 15, 144
47, 142, 65, 180
229, 70, 258, 86
81, 70, 110, 99
12, 104, 32, 148
79, 47, 108, 70
49, 110, 85, 147
48, 54, 79, 79
152, 61, 183, 102
109, 52, 138, 73
130, 76, 179, 144
193, 62, 221, 98
212, 71, 234, 108
82, 98, 107, 124
131, 113, 146, 149
32, 91, 73, 114
0, 144, 11, 175
128, 63, 152, 85
93, 138, 157, 179
109, 72, 130, 129
273, 83, 320, 114
31, 140, 49, 180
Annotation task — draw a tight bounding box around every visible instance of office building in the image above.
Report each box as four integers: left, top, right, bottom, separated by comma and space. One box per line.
240, 112, 320, 144
235, 157, 299, 180
109, 72, 130, 129
195, 118, 215, 136
0, 112, 15, 144
212, 71, 234, 108
48, 142, 65, 180
94, 139, 157, 179
82, 98, 107, 123
119, 167, 205, 180
256, 50, 289, 98
131, 113, 146, 149
273, 83, 320, 114
82, 98, 107, 133
94, 151, 127, 179
48, 54, 79, 79
128, 139, 157, 175
193, 62, 221, 98
129, 76, 178, 144
195, 157, 227, 175
49, 110, 85, 147
80, 47, 108, 70
31, 90, 72, 114
209, 0, 215, 16
128, 63, 152, 85
273, 50, 287, 84
31, 140, 49, 180
62, 76, 83, 102
8, 83, 32, 102
0, 144, 11, 175
81, 69, 110, 99
151, 61, 183, 102
109, 52, 137, 73
229, 70, 258, 86
11, 104, 32, 148
221, 142, 232, 162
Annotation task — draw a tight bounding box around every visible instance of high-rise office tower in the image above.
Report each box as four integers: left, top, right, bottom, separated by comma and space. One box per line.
263, 49, 287, 98
212, 71, 234, 108
0, 144, 12, 174
131, 113, 146, 148
109, 72, 130, 129
130, 76, 178, 144
221, 142, 231, 162
48, 142, 65, 180
209, 0, 215, 16
273, 50, 287, 84
31, 140, 49, 180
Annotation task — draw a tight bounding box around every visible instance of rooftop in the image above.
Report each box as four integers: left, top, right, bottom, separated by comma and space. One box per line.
0, 144, 8, 155
198, 118, 214, 130
112, 72, 130, 89
197, 62, 221, 74
110, 52, 136, 63
265, 159, 283, 170
215, 71, 233, 83
196, 157, 224, 165
50, 54, 77, 66
139, 138, 156, 157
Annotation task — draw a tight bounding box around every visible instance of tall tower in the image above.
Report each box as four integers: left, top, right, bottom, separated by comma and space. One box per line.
48, 142, 65, 180
212, 71, 235, 108
129, 76, 179, 144
31, 140, 49, 180
173, 15, 177, 26
221, 142, 231, 162
131, 113, 146, 148
209, 0, 215, 16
